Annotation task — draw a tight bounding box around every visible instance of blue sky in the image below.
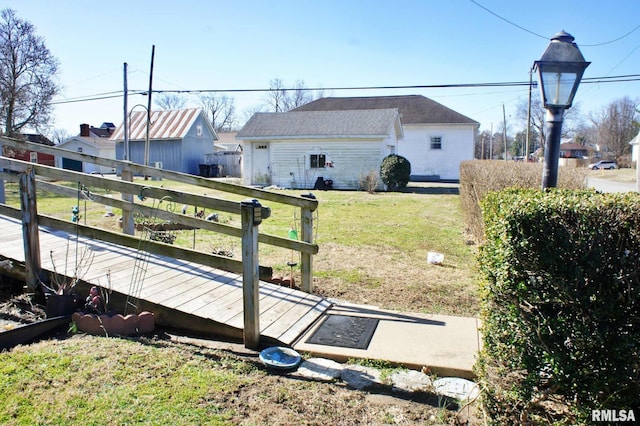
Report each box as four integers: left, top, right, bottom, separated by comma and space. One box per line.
4, 0, 640, 136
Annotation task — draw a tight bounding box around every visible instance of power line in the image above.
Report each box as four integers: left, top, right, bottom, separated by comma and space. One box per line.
51, 90, 145, 105
469, 0, 547, 40
583, 24, 640, 47
470, 0, 640, 47
50, 74, 640, 106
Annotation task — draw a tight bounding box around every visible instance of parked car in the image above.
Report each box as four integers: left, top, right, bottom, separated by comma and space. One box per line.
588, 160, 617, 170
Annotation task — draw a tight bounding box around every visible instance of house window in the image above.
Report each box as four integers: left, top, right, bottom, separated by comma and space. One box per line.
29, 152, 38, 163
430, 137, 442, 150
310, 154, 326, 169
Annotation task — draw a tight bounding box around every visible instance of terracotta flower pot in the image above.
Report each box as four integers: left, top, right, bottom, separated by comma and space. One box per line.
71, 311, 155, 336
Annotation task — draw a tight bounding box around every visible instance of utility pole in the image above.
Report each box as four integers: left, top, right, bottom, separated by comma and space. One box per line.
526, 67, 533, 161
145, 45, 155, 168
503, 104, 508, 161
123, 63, 128, 161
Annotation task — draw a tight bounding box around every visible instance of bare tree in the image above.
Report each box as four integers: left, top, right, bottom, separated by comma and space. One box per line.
590, 96, 639, 163
0, 8, 60, 137
243, 105, 266, 125
263, 78, 318, 112
154, 94, 187, 110
282, 79, 313, 111
199, 94, 236, 132
50, 128, 71, 144
515, 92, 583, 151
474, 129, 492, 159
264, 78, 288, 112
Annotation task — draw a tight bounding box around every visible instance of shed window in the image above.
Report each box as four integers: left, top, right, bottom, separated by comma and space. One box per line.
256, 145, 268, 150
310, 154, 326, 168
29, 152, 38, 163
430, 137, 442, 150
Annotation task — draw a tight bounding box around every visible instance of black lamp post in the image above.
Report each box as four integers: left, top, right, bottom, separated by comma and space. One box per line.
534, 31, 590, 188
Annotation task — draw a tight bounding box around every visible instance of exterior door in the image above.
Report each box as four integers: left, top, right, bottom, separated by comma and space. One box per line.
251, 143, 270, 185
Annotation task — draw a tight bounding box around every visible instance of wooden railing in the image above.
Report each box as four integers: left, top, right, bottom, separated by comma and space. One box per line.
0, 136, 319, 348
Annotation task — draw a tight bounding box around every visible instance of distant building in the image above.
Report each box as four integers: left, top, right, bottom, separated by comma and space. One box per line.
3, 133, 55, 166
293, 95, 479, 181
629, 131, 639, 164
559, 141, 589, 158
110, 108, 218, 175
203, 131, 243, 178
56, 123, 116, 174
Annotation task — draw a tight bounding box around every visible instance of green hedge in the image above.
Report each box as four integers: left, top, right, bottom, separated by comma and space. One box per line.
476, 189, 640, 424
460, 160, 586, 244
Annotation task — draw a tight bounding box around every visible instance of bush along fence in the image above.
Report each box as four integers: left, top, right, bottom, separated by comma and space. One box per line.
476, 188, 640, 425
459, 160, 587, 244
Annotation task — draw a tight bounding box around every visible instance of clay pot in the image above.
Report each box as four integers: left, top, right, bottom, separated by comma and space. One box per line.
72, 311, 155, 336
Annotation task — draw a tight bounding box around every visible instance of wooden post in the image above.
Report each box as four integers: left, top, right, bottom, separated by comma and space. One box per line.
241, 199, 261, 349
121, 168, 135, 235
300, 207, 314, 293
20, 168, 42, 290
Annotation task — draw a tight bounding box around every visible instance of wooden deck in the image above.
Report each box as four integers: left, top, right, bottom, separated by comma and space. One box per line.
0, 215, 332, 346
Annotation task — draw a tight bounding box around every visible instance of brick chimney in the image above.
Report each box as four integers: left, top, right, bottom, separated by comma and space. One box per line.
80, 123, 90, 137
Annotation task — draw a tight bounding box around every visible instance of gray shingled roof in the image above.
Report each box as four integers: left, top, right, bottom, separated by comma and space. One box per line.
293, 95, 479, 125
237, 109, 401, 139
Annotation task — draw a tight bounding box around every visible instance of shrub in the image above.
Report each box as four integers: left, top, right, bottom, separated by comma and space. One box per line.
358, 169, 380, 193
460, 160, 586, 243
476, 189, 640, 425
380, 154, 411, 191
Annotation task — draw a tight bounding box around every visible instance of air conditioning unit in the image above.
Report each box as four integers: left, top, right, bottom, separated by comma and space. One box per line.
152, 162, 163, 181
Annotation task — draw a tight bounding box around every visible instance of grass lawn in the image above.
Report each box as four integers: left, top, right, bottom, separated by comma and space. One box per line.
1, 179, 475, 425
587, 167, 637, 182
2, 179, 479, 316
0, 334, 460, 425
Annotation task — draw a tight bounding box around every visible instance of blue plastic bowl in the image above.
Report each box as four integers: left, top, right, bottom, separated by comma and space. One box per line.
259, 346, 302, 370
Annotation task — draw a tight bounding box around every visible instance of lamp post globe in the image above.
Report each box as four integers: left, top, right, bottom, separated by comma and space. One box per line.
534, 31, 590, 188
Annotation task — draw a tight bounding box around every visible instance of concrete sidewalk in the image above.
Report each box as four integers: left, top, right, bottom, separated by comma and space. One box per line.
293, 303, 482, 379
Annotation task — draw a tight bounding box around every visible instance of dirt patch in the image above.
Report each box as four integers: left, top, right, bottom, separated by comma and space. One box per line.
313, 243, 478, 316
0, 275, 47, 328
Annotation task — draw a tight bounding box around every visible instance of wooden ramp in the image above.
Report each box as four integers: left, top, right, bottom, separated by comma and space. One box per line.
0, 215, 331, 346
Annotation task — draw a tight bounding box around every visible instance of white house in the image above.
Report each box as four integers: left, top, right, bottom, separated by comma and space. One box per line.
237, 109, 403, 190
629, 131, 639, 165
294, 95, 479, 181
56, 123, 116, 174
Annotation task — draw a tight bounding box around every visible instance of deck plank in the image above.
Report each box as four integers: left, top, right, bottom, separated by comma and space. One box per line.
0, 215, 331, 346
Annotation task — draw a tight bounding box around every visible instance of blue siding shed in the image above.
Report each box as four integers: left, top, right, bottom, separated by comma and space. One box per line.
111, 108, 217, 175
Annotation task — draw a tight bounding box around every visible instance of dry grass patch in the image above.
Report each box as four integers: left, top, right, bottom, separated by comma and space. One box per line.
313, 242, 478, 316
588, 167, 637, 182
